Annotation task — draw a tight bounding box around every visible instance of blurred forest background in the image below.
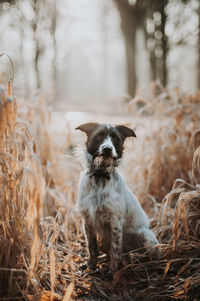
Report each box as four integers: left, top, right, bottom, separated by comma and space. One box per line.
0, 0, 200, 112
1, 1, 200, 299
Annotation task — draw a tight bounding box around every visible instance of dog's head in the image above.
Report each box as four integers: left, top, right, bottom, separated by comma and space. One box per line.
76, 122, 136, 170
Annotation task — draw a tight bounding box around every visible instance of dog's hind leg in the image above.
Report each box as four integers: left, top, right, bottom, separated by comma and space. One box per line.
136, 226, 161, 258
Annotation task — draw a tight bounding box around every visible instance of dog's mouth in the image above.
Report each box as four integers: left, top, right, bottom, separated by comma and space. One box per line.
99, 153, 116, 160
93, 153, 117, 169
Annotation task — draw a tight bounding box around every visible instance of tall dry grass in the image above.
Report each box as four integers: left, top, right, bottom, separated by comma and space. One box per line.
127, 85, 200, 204
0, 79, 83, 299
0, 73, 200, 300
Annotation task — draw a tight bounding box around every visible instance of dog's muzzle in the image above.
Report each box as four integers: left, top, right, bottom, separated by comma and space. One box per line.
102, 145, 113, 157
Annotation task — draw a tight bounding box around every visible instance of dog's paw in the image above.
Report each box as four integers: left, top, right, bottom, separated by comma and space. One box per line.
110, 259, 123, 282
146, 243, 161, 259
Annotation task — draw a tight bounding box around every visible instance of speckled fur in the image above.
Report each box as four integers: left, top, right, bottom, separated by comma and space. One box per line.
76, 123, 160, 275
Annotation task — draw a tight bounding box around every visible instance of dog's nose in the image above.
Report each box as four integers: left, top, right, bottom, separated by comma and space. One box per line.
102, 146, 112, 155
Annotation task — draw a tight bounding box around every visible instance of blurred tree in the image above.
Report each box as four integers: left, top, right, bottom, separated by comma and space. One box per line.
31, 0, 43, 89
114, 0, 169, 96
198, 2, 200, 89
145, 0, 169, 86
101, 0, 109, 97
159, 0, 168, 87
28, 0, 58, 91
113, 0, 146, 97
0, 0, 15, 3
50, 0, 58, 96
1, 0, 60, 94
144, 4, 157, 82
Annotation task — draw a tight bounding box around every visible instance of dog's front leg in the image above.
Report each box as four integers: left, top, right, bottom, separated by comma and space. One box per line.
84, 219, 98, 270
110, 215, 123, 276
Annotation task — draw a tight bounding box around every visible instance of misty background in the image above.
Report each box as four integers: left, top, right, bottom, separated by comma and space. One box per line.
0, 0, 199, 113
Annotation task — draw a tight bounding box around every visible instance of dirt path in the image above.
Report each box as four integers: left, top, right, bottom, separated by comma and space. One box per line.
54, 97, 128, 116
49, 111, 136, 149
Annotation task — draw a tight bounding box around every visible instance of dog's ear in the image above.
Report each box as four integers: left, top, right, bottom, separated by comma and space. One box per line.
116, 125, 136, 139
76, 122, 100, 137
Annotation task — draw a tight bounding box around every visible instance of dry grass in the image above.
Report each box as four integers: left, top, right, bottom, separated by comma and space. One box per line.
0, 78, 200, 300
127, 84, 200, 204
0, 83, 82, 299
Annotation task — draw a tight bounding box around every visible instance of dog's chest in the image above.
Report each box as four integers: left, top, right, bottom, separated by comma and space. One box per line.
81, 174, 124, 226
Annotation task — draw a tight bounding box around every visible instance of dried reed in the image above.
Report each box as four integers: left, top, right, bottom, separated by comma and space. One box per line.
0, 77, 200, 300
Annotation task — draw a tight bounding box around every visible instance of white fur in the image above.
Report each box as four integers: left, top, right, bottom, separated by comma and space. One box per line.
98, 135, 117, 158
77, 165, 160, 273
78, 169, 149, 233
76, 123, 160, 275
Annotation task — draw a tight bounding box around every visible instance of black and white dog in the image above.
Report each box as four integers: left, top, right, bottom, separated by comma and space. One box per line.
76, 122, 160, 277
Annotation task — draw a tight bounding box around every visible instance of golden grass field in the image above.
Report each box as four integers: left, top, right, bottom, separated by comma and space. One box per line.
0, 73, 200, 300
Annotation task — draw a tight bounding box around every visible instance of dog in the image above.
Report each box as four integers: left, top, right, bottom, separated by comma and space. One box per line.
76, 122, 160, 277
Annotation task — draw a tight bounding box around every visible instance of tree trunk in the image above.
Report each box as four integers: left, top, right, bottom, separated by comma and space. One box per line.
32, 0, 41, 90
34, 41, 41, 89
114, 0, 146, 97
118, 6, 137, 97
149, 50, 157, 82
51, 0, 58, 97
160, 3, 168, 87
143, 14, 157, 82
101, 0, 109, 97
198, 3, 200, 89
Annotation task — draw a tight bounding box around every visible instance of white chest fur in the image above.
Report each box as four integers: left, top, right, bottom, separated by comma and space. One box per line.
77, 170, 149, 233
78, 171, 125, 225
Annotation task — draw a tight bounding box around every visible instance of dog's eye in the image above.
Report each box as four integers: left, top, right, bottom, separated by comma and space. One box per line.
110, 133, 118, 140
